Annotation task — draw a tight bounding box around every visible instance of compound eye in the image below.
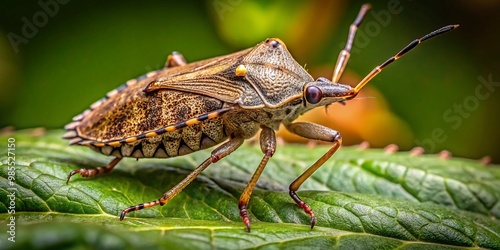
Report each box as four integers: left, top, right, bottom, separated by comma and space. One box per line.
305, 86, 322, 104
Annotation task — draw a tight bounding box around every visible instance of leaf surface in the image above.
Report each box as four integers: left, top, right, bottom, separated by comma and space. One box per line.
0, 130, 499, 249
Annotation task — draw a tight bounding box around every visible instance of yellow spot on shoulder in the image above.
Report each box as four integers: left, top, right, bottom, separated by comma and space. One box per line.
235, 64, 247, 76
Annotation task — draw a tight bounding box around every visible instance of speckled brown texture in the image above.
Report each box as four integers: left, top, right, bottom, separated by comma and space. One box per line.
79, 89, 223, 142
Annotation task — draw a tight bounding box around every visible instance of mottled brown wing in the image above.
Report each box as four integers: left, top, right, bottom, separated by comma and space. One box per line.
64, 46, 270, 144
64, 68, 228, 144
144, 48, 254, 105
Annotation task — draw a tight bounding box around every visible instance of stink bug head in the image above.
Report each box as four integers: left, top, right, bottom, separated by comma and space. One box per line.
302, 78, 356, 109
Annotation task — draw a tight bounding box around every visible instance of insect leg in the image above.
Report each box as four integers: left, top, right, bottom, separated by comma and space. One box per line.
66, 157, 122, 184
332, 3, 371, 83
285, 122, 342, 229
165, 51, 187, 68
352, 24, 458, 95
119, 136, 244, 221
238, 126, 276, 232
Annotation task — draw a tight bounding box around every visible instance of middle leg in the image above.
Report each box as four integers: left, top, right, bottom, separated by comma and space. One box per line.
238, 126, 276, 232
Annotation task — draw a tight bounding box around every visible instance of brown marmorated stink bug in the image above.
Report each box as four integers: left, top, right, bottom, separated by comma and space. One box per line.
63, 4, 458, 231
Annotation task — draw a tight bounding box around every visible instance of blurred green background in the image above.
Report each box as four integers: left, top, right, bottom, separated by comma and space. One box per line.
1, 0, 499, 162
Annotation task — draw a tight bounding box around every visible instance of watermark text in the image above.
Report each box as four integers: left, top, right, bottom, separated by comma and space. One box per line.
6, 138, 16, 243
7, 0, 70, 53
415, 74, 499, 151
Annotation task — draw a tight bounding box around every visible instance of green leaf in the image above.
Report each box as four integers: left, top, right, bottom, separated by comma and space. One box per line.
1, 129, 499, 249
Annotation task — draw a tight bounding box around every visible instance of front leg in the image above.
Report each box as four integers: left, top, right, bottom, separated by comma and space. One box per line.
285, 122, 342, 229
